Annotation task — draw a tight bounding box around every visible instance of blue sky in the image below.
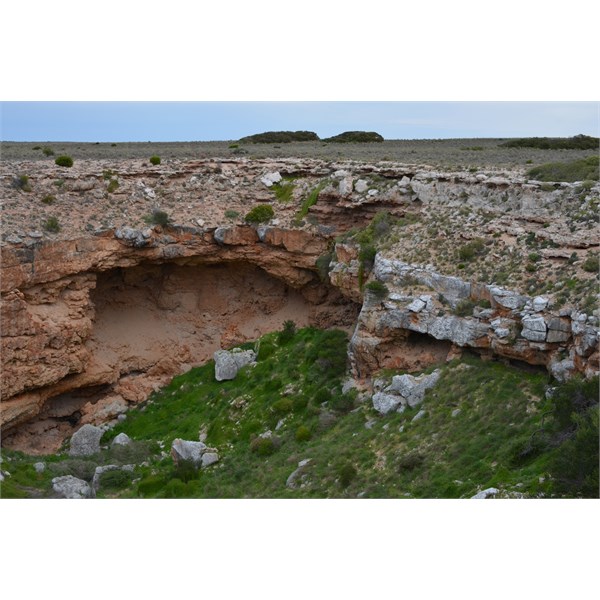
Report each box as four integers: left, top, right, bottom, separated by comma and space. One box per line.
1, 101, 597, 142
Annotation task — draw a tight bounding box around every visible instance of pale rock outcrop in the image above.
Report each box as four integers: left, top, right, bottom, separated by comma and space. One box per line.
286, 458, 312, 489
214, 348, 257, 381
52, 475, 93, 499
471, 487, 499, 499
171, 439, 207, 467
372, 370, 440, 414
521, 315, 547, 342
112, 432, 132, 447
115, 227, 152, 248
69, 424, 103, 456
260, 172, 282, 187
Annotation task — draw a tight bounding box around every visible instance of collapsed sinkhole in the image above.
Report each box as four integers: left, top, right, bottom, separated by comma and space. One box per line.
2, 259, 360, 454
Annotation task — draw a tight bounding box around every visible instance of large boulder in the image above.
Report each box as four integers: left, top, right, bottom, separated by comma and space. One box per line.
214, 348, 256, 381
171, 438, 218, 468
372, 392, 403, 415
69, 424, 103, 456
52, 475, 93, 499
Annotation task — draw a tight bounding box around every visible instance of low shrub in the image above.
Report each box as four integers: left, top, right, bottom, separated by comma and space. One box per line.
338, 463, 357, 488
42, 146, 54, 156
458, 238, 485, 261
41, 194, 56, 205
14, 174, 32, 192
295, 425, 311, 442
250, 436, 276, 456
55, 155, 73, 167
245, 204, 274, 224
582, 255, 599, 273
313, 388, 332, 405
144, 209, 170, 227
107, 179, 119, 193
272, 398, 293, 415
137, 475, 167, 497
454, 299, 475, 317
149, 155, 161, 165
329, 392, 355, 414
43, 216, 60, 233
277, 320, 296, 345
224, 209, 240, 221
365, 280, 389, 300
99, 469, 133, 491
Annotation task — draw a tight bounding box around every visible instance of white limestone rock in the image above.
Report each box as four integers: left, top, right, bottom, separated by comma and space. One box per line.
52, 476, 93, 499
471, 487, 499, 499
171, 439, 208, 467
354, 179, 368, 193
372, 392, 403, 415
69, 424, 103, 457
521, 315, 547, 342
112, 432, 132, 447
214, 348, 257, 381
260, 172, 282, 187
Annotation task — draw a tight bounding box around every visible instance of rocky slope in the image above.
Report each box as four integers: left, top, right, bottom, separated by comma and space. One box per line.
1, 156, 598, 453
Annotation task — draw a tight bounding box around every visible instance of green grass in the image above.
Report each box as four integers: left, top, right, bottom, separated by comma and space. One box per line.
294, 181, 327, 222
2, 330, 596, 499
271, 177, 296, 203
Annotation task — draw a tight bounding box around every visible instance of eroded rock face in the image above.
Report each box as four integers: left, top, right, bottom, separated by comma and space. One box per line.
1, 225, 359, 453
347, 255, 598, 380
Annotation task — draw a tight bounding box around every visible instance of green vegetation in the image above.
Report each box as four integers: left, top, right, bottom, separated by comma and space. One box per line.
582, 254, 599, 273
41, 194, 56, 205
527, 155, 599, 182
277, 320, 297, 345
453, 298, 475, 317
106, 179, 119, 193
13, 174, 32, 192
43, 216, 60, 233
1, 330, 597, 499
144, 209, 170, 227
272, 177, 296, 203
245, 204, 274, 224
239, 131, 319, 144
316, 252, 334, 282
149, 155, 161, 165
55, 155, 73, 167
224, 209, 240, 221
42, 146, 54, 156
323, 131, 384, 143
365, 280, 389, 300
457, 238, 486, 261
293, 182, 327, 224
500, 134, 599, 150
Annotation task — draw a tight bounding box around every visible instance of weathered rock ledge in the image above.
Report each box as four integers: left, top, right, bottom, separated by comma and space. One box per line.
336, 254, 599, 381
